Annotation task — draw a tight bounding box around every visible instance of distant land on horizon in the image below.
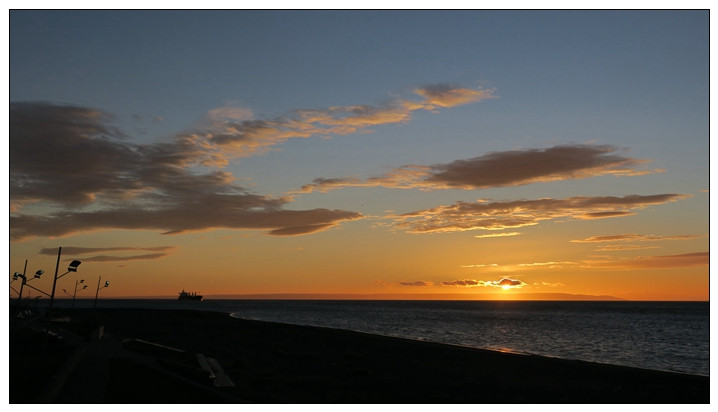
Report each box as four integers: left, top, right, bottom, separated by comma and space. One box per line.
88, 293, 628, 301
206, 293, 627, 301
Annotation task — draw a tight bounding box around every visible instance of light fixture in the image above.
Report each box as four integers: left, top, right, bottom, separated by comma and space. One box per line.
68, 260, 81, 272
94, 276, 111, 308
49, 247, 82, 316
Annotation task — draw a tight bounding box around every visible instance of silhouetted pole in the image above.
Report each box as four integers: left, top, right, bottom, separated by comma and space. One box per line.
66, 279, 86, 309
94, 276, 111, 308
17, 260, 28, 310
48, 247, 62, 317
95, 276, 102, 308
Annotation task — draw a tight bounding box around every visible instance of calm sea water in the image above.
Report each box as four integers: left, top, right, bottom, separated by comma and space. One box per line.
49, 299, 710, 376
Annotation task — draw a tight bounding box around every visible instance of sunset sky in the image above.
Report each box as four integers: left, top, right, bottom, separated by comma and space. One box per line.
8, 10, 709, 300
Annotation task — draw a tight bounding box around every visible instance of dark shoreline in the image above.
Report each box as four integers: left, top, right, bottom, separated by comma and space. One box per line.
10, 307, 710, 403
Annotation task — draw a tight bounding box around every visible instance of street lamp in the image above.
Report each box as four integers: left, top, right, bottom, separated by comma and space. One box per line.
10, 274, 21, 297
63, 279, 87, 309
12, 261, 48, 310
94, 276, 110, 308
48, 246, 81, 316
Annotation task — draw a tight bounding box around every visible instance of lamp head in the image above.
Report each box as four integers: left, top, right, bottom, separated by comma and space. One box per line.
105, 281, 110, 287
34, 270, 44, 278
13, 272, 20, 279
67, 260, 81, 272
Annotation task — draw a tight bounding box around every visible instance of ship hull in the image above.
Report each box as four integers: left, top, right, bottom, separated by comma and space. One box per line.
178, 295, 203, 301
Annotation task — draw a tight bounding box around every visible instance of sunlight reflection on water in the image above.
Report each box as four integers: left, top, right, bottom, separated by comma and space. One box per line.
52, 298, 709, 376
227, 300, 709, 376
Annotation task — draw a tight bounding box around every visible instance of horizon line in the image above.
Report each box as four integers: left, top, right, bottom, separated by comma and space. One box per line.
49, 292, 709, 301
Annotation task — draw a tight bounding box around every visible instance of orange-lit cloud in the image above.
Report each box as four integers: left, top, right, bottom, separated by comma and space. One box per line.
474, 232, 522, 239
571, 233, 702, 243
205, 84, 494, 157
534, 282, 565, 288
582, 251, 709, 269
441, 277, 527, 288
79, 253, 170, 262
298, 145, 659, 193
413, 83, 495, 108
571, 233, 702, 252
441, 279, 482, 286
38, 246, 177, 262
595, 245, 660, 252
391, 194, 689, 234
9, 102, 362, 241
517, 261, 575, 268
39, 246, 176, 255
400, 280, 433, 287
461, 261, 577, 271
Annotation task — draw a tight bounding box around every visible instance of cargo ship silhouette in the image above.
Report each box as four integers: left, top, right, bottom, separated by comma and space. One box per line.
178, 289, 203, 301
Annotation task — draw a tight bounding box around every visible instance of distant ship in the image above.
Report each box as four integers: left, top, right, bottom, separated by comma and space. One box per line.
178, 289, 203, 301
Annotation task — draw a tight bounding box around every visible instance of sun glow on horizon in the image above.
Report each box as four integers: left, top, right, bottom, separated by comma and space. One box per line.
7, 11, 709, 302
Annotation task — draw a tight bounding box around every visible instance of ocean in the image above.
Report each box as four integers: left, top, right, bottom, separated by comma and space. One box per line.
47, 299, 710, 376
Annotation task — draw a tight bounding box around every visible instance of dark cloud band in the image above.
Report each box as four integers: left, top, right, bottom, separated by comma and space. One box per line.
10, 102, 362, 241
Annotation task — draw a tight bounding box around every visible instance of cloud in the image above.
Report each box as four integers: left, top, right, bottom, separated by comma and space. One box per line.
39, 246, 176, 255
441, 277, 527, 288
595, 245, 661, 252
79, 253, 170, 262
298, 166, 430, 193
391, 194, 689, 234
474, 232, 521, 239
442, 279, 482, 286
267, 221, 346, 236
423, 145, 656, 189
37, 246, 177, 262
206, 105, 254, 123
10, 84, 488, 239
11, 203, 362, 241
535, 282, 565, 288
571, 233, 703, 252
571, 233, 702, 243
497, 278, 526, 287
9, 102, 362, 241
460, 264, 499, 268
583, 252, 709, 269
517, 261, 574, 268
400, 280, 433, 287
297, 144, 660, 193
205, 84, 494, 157
461, 261, 576, 270
413, 83, 495, 108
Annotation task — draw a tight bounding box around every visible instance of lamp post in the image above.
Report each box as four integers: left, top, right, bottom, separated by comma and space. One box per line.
10, 278, 21, 297
48, 246, 81, 317
12, 259, 46, 310
94, 276, 110, 308
14, 260, 28, 309
12, 269, 52, 312
63, 279, 87, 309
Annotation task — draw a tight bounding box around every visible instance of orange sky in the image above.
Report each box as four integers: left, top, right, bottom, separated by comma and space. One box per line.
8, 11, 709, 301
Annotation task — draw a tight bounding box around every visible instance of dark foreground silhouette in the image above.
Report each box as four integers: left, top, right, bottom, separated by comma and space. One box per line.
10, 307, 709, 403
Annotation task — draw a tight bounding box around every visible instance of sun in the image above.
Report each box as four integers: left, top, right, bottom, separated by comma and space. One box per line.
501, 284, 512, 290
